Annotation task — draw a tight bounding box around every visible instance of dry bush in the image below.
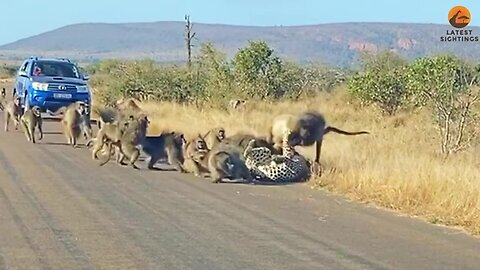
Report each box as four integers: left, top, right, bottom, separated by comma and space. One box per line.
127, 88, 480, 235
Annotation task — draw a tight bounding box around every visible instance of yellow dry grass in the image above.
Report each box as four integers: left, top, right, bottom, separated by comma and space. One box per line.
93, 88, 480, 235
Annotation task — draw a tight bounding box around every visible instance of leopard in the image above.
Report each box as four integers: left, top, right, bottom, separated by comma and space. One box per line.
243, 130, 311, 183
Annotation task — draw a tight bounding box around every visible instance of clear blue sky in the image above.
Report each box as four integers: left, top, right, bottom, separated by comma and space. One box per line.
0, 0, 478, 45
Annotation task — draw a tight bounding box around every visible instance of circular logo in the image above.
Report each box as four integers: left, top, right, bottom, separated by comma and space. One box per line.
448, 6, 471, 28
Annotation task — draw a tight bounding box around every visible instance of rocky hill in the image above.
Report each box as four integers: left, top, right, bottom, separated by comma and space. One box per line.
0, 21, 479, 67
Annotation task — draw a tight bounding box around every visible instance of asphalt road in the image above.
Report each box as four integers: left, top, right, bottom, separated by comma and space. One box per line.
0, 115, 480, 270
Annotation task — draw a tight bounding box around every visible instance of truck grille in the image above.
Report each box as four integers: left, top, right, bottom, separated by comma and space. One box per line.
47, 83, 77, 91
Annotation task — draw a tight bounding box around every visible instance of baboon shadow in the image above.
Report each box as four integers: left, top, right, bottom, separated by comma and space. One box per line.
250, 180, 305, 186
148, 167, 178, 172
41, 142, 87, 149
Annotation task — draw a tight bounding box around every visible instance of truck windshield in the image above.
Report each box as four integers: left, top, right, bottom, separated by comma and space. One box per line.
31, 61, 81, 79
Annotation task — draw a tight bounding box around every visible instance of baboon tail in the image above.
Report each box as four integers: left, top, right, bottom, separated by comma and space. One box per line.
99, 142, 113, 166
48, 106, 67, 116
324, 126, 370, 136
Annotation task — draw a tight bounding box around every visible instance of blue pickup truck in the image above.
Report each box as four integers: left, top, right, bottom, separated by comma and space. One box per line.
13, 57, 91, 115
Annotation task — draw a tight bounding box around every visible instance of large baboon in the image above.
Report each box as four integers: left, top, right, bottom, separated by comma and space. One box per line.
141, 131, 186, 171
115, 97, 144, 117
184, 135, 252, 183
20, 106, 43, 143
220, 133, 280, 157
50, 101, 88, 147
269, 111, 369, 164
106, 115, 149, 169
3, 95, 22, 132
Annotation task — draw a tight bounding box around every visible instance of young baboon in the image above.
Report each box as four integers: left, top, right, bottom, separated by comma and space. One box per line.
80, 113, 93, 141
205, 145, 253, 183
20, 106, 43, 143
4, 95, 22, 132
50, 101, 88, 147
141, 131, 187, 171
90, 119, 126, 162
183, 134, 211, 177
269, 111, 370, 164
202, 127, 226, 149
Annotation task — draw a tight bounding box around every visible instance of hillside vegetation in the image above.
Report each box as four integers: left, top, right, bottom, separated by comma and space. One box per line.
85, 40, 480, 235
1, 22, 480, 66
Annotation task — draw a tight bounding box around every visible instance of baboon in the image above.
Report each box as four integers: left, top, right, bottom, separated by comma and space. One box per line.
184, 135, 253, 183
50, 101, 88, 147
220, 133, 280, 157
104, 114, 149, 169
80, 113, 93, 141
202, 127, 226, 149
141, 131, 187, 171
269, 111, 370, 164
0, 88, 6, 111
90, 119, 126, 161
20, 106, 43, 143
4, 95, 22, 132
183, 134, 210, 177
229, 99, 246, 110
91, 105, 120, 130
206, 145, 253, 183
115, 97, 144, 117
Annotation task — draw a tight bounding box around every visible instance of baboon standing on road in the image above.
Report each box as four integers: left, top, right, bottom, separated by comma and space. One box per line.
20, 106, 43, 143
141, 131, 187, 171
50, 101, 88, 147
4, 95, 22, 132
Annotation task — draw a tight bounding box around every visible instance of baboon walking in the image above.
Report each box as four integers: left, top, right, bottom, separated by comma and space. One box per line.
20, 106, 43, 143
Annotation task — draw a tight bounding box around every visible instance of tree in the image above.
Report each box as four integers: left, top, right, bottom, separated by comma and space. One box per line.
232, 41, 285, 100
406, 55, 480, 155
347, 50, 407, 115
184, 15, 196, 69
194, 42, 233, 102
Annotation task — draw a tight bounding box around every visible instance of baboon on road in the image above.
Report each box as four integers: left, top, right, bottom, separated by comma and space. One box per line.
141, 131, 187, 171
50, 101, 88, 147
184, 134, 253, 183
269, 111, 369, 165
90, 119, 126, 162
4, 95, 22, 132
20, 106, 43, 143
105, 115, 150, 169
183, 134, 210, 177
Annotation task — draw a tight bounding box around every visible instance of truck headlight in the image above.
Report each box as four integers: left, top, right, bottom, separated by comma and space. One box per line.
32, 82, 48, 91
77, 85, 89, 93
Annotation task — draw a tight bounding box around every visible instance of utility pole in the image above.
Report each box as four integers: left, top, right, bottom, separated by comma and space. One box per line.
184, 14, 196, 68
